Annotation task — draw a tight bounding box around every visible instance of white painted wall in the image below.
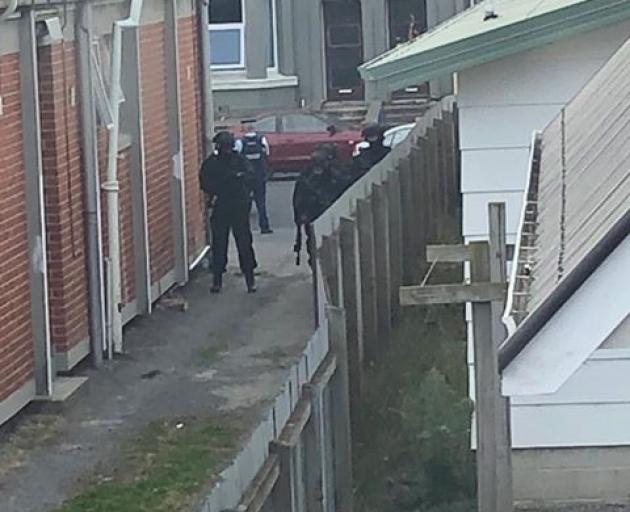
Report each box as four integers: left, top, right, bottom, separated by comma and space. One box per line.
457, 20, 630, 242
461, 20, 630, 450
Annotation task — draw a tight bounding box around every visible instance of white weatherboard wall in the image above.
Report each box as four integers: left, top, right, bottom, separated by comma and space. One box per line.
457, 20, 630, 244
460, 19, 630, 458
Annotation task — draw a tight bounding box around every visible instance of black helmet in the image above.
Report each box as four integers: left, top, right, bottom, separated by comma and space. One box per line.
213, 131, 235, 149
361, 123, 385, 139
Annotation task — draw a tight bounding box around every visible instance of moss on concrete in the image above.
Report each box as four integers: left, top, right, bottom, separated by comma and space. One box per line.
55, 417, 238, 512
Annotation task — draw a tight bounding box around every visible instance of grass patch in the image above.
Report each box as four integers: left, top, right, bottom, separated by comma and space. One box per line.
55, 417, 239, 512
353, 303, 476, 512
0, 414, 62, 478
253, 347, 291, 365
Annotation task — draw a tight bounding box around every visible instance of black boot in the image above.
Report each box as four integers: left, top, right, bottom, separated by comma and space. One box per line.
245, 271, 257, 293
211, 272, 222, 294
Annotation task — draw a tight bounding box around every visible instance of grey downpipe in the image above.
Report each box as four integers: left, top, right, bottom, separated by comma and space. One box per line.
197, 0, 214, 254
104, 0, 144, 354
197, 0, 214, 157
76, 2, 106, 366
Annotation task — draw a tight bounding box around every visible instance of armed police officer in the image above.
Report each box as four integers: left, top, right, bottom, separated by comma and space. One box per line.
351, 123, 391, 181
292, 143, 347, 266
235, 120, 273, 234
200, 131, 258, 294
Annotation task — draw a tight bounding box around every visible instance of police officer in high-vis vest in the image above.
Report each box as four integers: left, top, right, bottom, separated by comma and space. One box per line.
235, 120, 273, 234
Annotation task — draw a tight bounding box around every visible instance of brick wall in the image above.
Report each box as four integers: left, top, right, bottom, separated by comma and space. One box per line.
0, 53, 35, 400
179, 15, 206, 260
140, 23, 176, 284
37, 42, 90, 357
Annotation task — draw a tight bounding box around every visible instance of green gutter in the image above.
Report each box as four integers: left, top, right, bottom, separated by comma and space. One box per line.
360, 0, 630, 93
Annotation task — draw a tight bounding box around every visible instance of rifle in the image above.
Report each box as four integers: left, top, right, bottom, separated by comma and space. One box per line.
294, 223, 303, 266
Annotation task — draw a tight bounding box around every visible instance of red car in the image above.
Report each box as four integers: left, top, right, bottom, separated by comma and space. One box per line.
232, 112, 363, 175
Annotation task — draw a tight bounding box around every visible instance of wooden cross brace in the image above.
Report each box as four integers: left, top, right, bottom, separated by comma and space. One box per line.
398, 203, 514, 512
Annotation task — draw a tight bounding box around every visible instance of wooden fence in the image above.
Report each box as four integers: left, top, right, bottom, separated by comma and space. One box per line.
207, 97, 461, 512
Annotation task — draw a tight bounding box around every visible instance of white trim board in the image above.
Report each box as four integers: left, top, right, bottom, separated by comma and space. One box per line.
212, 71, 298, 91
503, 234, 630, 397
0, 380, 35, 426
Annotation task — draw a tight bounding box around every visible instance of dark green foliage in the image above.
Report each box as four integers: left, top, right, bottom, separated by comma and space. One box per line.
354, 304, 476, 512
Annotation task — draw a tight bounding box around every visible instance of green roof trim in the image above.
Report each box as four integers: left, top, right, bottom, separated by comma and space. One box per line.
360, 0, 630, 93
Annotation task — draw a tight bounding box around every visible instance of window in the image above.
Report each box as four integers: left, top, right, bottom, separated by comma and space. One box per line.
282, 114, 329, 133
254, 116, 277, 132
209, 0, 245, 69
327, 24, 361, 48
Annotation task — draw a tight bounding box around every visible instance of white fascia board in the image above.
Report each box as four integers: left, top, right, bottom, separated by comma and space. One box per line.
502, 234, 630, 397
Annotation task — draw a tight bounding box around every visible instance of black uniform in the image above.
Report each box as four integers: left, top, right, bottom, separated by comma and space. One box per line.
351, 123, 391, 181
292, 144, 348, 266
200, 150, 258, 280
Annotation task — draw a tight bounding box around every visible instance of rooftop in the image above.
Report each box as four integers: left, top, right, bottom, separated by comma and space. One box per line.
359, 0, 630, 92
499, 35, 630, 388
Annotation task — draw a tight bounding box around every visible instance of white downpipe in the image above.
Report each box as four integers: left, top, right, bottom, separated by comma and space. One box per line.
0, 0, 18, 22
103, 0, 143, 353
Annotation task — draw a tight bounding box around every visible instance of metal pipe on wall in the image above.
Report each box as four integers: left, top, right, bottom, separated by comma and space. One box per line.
76, 1, 106, 366
197, 0, 214, 158
197, 0, 214, 254
104, 0, 144, 353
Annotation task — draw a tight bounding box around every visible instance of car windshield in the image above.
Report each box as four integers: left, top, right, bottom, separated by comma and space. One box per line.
278, 112, 350, 133
282, 114, 329, 133
253, 116, 277, 132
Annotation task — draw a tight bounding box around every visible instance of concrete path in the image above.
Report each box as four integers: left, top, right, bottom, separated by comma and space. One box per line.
0, 182, 313, 512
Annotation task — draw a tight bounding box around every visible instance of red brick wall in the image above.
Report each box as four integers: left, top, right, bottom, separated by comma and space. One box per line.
37, 43, 90, 356
179, 15, 206, 259
0, 53, 35, 400
140, 23, 175, 284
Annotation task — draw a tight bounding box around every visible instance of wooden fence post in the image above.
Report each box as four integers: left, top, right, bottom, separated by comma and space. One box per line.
414, 139, 429, 271
442, 110, 456, 217
425, 127, 439, 243
327, 306, 354, 512
386, 170, 403, 323
319, 234, 341, 308
356, 197, 378, 364
398, 158, 415, 285
372, 183, 391, 351
303, 354, 338, 512
488, 203, 514, 512
269, 440, 295, 511
470, 233, 513, 512
339, 216, 363, 424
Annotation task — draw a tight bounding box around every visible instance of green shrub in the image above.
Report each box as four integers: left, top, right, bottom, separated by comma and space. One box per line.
353, 305, 476, 512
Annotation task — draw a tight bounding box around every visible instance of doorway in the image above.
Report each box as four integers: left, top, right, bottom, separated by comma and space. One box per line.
323, 0, 364, 101
388, 0, 429, 99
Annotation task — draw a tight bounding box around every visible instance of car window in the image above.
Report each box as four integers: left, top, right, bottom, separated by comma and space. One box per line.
391, 128, 412, 147
383, 133, 395, 147
254, 116, 277, 132
282, 114, 329, 133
